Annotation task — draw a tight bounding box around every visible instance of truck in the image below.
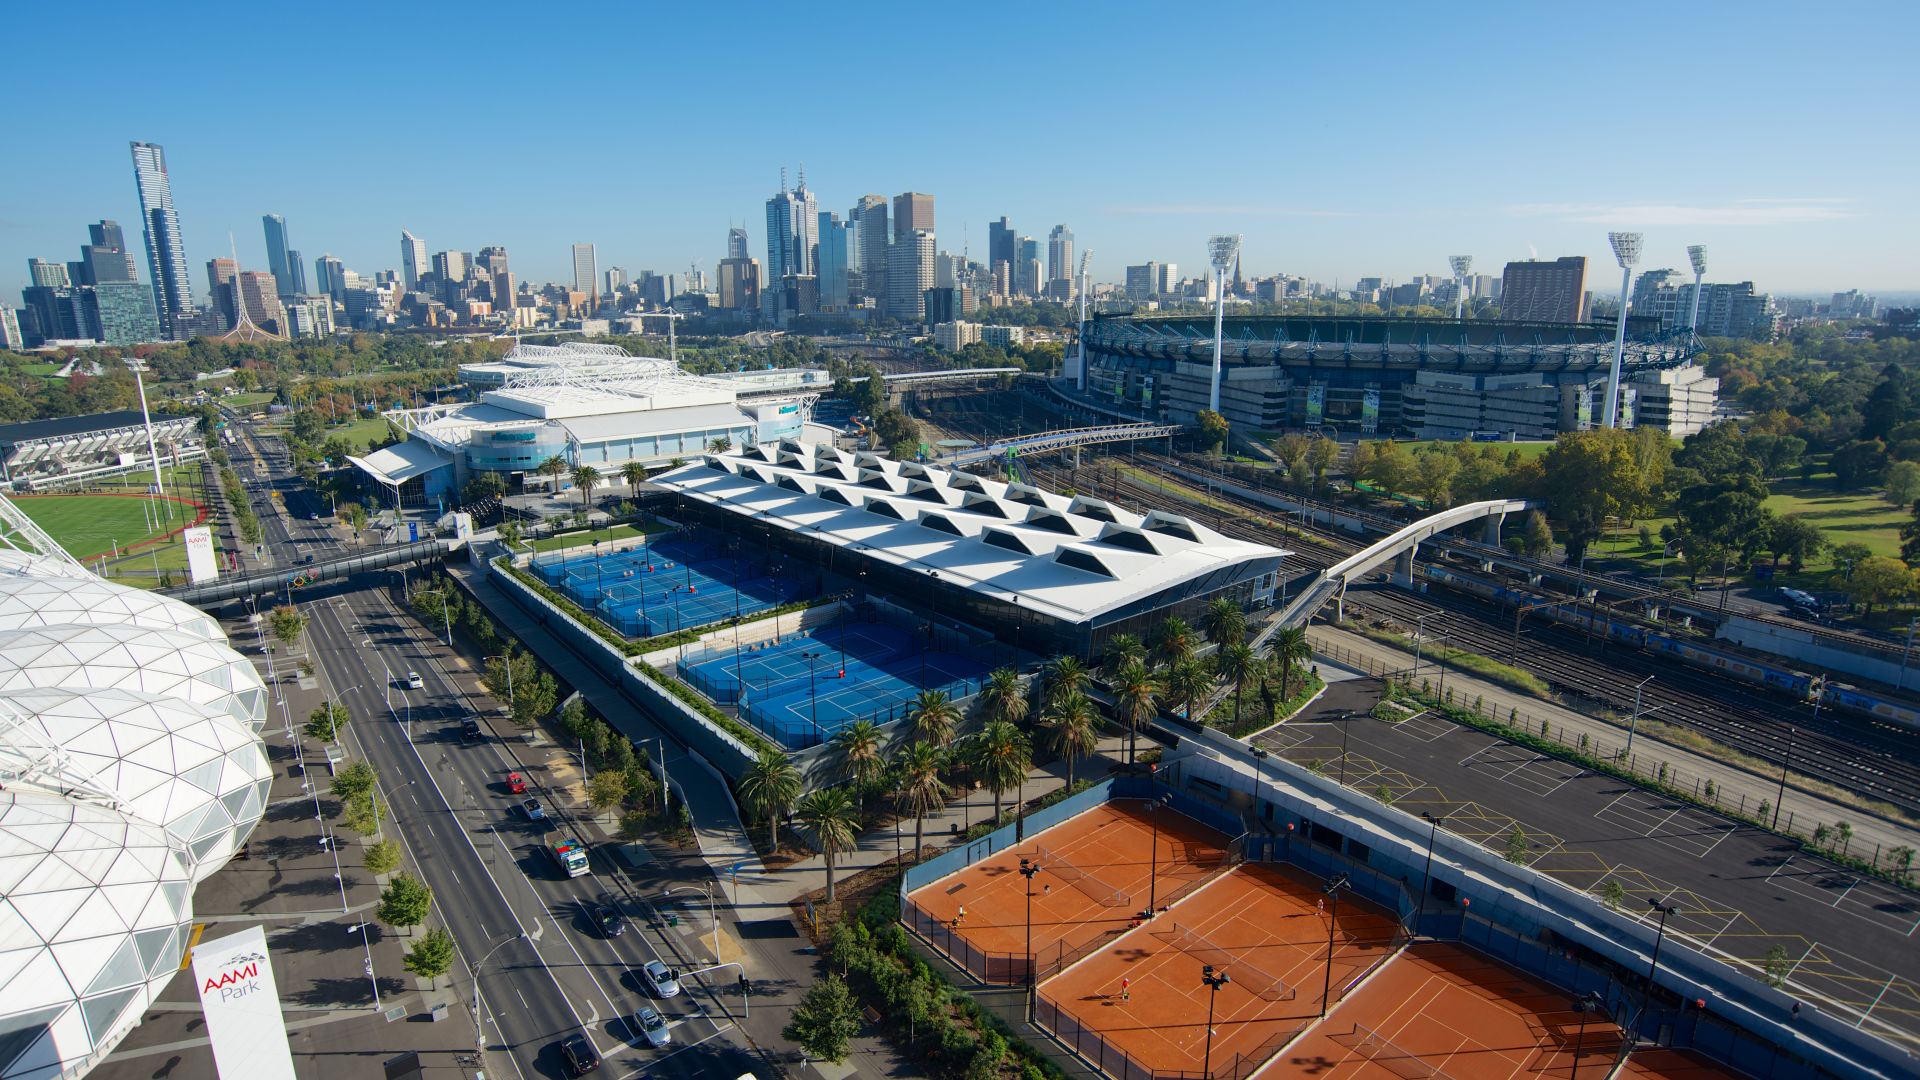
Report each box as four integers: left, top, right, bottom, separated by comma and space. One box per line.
549, 838, 590, 878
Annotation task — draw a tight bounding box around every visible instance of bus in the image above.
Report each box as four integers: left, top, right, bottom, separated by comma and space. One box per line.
549, 838, 590, 878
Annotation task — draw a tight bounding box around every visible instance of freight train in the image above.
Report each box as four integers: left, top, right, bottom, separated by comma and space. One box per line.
1418, 564, 1920, 732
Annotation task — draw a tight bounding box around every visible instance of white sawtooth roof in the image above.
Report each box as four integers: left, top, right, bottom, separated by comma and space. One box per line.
0, 575, 223, 641
651, 441, 1288, 624
0, 625, 268, 732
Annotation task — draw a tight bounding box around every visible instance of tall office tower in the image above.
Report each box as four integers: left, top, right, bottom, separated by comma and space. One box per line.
206, 259, 239, 326
262, 215, 296, 297
853, 196, 888, 302
281, 251, 308, 295
28, 259, 70, 288
129, 142, 193, 337
816, 212, 851, 311
0, 308, 22, 350
887, 230, 936, 322
432, 250, 467, 285
401, 230, 428, 289
1047, 225, 1074, 296
605, 267, 626, 295
86, 221, 140, 283
314, 255, 346, 303
989, 217, 1016, 287
493, 272, 516, 312
571, 243, 598, 296
1499, 256, 1589, 322
235, 271, 287, 335
716, 257, 761, 312
726, 227, 750, 260
892, 192, 934, 243
1017, 237, 1041, 297
764, 170, 819, 280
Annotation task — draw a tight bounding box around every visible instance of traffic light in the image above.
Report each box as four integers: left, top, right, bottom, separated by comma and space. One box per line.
738, 974, 751, 995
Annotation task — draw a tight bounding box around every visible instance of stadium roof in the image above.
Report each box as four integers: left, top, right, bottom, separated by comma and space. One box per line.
0, 624, 269, 732
0, 576, 223, 641
348, 439, 454, 487
651, 442, 1288, 624
0, 412, 192, 447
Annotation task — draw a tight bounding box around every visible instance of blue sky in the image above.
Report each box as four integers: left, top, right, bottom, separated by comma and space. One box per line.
4, 1, 1915, 300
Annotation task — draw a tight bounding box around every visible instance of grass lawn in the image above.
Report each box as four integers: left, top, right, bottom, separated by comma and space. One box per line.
1398, 438, 1557, 461
12, 492, 206, 560
526, 522, 666, 553
325, 415, 399, 453
224, 392, 276, 408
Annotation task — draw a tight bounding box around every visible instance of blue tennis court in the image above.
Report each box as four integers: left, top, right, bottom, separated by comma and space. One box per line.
677, 621, 990, 750
533, 533, 812, 638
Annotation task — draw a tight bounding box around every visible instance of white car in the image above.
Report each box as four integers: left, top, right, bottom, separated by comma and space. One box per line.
406, 671, 424, 689
641, 960, 680, 998
632, 1005, 670, 1048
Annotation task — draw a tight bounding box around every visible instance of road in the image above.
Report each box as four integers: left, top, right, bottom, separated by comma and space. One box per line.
230, 426, 775, 1080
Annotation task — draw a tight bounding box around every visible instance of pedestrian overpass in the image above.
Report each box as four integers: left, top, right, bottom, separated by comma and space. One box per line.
943, 421, 1183, 467
163, 539, 455, 608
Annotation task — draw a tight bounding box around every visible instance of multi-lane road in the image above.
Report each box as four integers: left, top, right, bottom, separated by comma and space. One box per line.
229, 427, 772, 1079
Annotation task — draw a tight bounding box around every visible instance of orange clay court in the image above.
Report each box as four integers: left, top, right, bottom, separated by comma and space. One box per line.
1040, 863, 1404, 1077
906, 800, 1231, 971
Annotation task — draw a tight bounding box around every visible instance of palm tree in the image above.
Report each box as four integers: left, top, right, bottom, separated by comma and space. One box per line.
571, 464, 601, 511
538, 455, 568, 494
1167, 657, 1217, 725
1216, 642, 1258, 728
1102, 633, 1144, 679
708, 435, 733, 454
620, 460, 649, 492
1271, 626, 1312, 701
907, 689, 961, 746
979, 667, 1030, 732
795, 787, 861, 902
832, 719, 884, 813
1152, 616, 1196, 670
496, 520, 522, 549
971, 720, 1031, 823
737, 749, 802, 852
1039, 692, 1099, 788
895, 741, 951, 858
1203, 597, 1246, 646
1041, 656, 1089, 709
1114, 661, 1160, 765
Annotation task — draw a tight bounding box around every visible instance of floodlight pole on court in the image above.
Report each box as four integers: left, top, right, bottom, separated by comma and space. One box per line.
1201, 963, 1232, 1078
1337, 711, 1353, 786
803, 650, 825, 744
1320, 873, 1350, 1017
1640, 898, 1679, 1041
1602, 231, 1642, 429
1570, 990, 1605, 1078
1020, 857, 1042, 1021
1144, 788, 1171, 915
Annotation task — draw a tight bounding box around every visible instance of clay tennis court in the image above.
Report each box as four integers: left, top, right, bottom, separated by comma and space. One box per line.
1280, 941, 1644, 1079
1615, 1048, 1746, 1079
905, 799, 1232, 979
1038, 863, 1405, 1079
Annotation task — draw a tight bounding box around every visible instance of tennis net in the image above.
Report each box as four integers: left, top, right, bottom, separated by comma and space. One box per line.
1342, 1023, 1453, 1080
1153, 921, 1294, 1001
1033, 843, 1132, 909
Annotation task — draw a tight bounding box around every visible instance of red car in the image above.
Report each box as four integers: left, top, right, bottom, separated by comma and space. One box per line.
506, 772, 527, 795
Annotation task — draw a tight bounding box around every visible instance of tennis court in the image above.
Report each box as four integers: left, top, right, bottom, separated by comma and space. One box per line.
1279, 941, 1640, 1080
678, 622, 913, 704
904, 799, 1235, 985
532, 533, 812, 637
1038, 863, 1404, 1080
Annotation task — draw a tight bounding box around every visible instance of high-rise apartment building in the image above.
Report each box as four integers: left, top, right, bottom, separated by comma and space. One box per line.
87, 282, 162, 346
262, 215, 297, 298
0, 308, 22, 350
282, 251, 308, 296
853, 196, 888, 303
726, 228, 750, 260
571, 243, 598, 299
887, 230, 936, 322
1047, 225, 1075, 297
764, 171, 819, 281
1499, 256, 1588, 322
129, 142, 193, 337
234, 272, 287, 335
817, 212, 851, 312
28, 260, 70, 288
604, 267, 626, 296
205, 259, 238, 326
401, 231, 427, 290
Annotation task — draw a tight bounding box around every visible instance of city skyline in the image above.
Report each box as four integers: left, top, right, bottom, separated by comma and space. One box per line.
3, 2, 1916, 299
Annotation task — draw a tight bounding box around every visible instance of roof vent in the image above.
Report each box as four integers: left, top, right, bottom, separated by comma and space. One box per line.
961, 493, 1009, 518
919, 512, 963, 536
865, 499, 910, 521
1068, 496, 1118, 522
1143, 512, 1201, 543
981, 529, 1036, 555
1055, 547, 1117, 578
1024, 510, 1079, 535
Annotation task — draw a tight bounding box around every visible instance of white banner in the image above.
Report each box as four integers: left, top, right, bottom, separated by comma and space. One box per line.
183, 526, 220, 584
192, 925, 296, 1080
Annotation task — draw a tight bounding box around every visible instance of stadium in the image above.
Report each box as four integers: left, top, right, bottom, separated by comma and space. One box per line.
1078, 313, 1718, 440
0, 412, 205, 492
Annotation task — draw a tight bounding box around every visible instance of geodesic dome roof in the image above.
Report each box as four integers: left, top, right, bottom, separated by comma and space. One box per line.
0, 575, 222, 641
0, 551, 93, 582
0, 688, 271, 880
0, 625, 267, 732
0, 791, 195, 1080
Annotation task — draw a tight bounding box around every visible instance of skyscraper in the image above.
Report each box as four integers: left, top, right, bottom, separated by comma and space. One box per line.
129, 142, 193, 337
764, 170, 819, 281
400, 230, 427, 290
1047, 225, 1075, 297
262, 215, 296, 297
892, 192, 934, 244
853, 196, 888, 303
206, 259, 238, 326
817, 212, 851, 311
726, 228, 750, 260
85, 221, 139, 284
28, 260, 70, 288
887, 230, 935, 322
1017, 236, 1041, 297
282, 251, 308, 296
314, 255, 346, 303
571, 243, 598, 296
1500, 256, 1589, 322
989, 217, 1016, 291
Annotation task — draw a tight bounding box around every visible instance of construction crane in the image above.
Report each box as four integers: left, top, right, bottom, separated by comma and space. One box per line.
1074, 248, 1093, 391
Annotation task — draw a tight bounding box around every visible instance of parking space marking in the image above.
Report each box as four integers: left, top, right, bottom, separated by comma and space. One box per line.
1765, 857, 1920, 938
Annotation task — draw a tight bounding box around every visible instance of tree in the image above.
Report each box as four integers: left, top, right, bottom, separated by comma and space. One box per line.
1767, 515, 1827, 571
1038, 658, 1085, 711
1540, 429, 1654, 563
588, 770, 631, 813
1888, 461, 1920, 507
620, 460, 649, 491
364, 838, 401, 876
1039, 692, 1099, 788
331, 760, 377, 803
832, 719, 885, 811
1890, 845, 1915, 882
377, 873, 433, 931
1166, 658, 1216, 724
1503, 825, 1531, 865
1413, 451, 1459, 509
1271, 433, 1309, 475
1151, 616, 1196, 669
1842, 555, 1915, 617
1113, 661, 1160, 764
404, 927, 456, 982
497, 519, 521, 548
1520, 510, 1554, 559
1202, 597, 1245, 646
340, 501, 369, 538
1270, 626, 1312, 701
1101, 633, 1144, 679
1216, 642, 1258, 726
1831, 440, 1888, 490
484, 650, 554, 728
1196, 410, 1230, 455
571, 464, 601, 510
305, 702, 349, 743
738, 749, 802, 852
268, 605, 305, 648
895, 740, 951, 856
707, 435, 733, 454
783, 973, 861, 1064
906, 690, 961, 747
970, 720, 1031, 821
795, 787, 860, 902
538, 455, 568, 492
1305, 437, 1340, 489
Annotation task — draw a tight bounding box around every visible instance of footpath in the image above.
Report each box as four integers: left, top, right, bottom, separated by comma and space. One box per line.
1306, 623, 1920, 866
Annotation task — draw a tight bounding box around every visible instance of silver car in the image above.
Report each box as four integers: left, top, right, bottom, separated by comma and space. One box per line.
633, 1005, 670, 1048
641, 960, 680, 998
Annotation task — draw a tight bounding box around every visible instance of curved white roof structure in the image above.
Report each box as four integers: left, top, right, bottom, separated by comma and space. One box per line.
0, 625, 268, 732
0, 791, 196, 1080
0, 688, 271, 879
0, 551, 93, 582
0, 576, 223, 641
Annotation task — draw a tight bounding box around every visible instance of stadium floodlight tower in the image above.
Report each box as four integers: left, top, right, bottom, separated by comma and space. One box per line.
1074, 248, 1093, 391
1448, 255, 1473, 321
1686, 245, 1708, 344
1601, 231, 1643, 429
1206, 234, 1241, 413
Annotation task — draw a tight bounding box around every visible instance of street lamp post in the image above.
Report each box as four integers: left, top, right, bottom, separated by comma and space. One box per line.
1019, 857, 1042, 1021
1251, 746, 1269, 818
1772, 726, 1796, 829
1411, 612, 1437, 688
1337, 711, 1353, 786
1417, 812, 1446, 935
1201, 964, 1232, 1078
472, 931, 527, 1054
1602, 232, 1643, 429
666, 883, 720, 962
1321, 873, 1350, 1017
1625, 675, 1655, 759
